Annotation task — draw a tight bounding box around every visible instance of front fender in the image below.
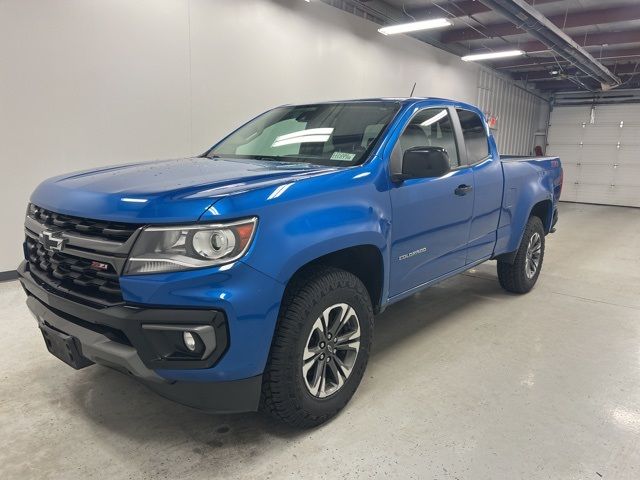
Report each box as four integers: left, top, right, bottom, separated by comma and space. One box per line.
271, 230, 388, 284
204, 161, 393, 291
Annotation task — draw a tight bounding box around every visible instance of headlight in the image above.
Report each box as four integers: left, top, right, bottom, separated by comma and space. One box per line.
124, 217, 257, 275
26, 203, 38, 217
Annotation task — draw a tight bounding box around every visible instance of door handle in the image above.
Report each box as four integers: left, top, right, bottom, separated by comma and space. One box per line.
455, 184, 473, 196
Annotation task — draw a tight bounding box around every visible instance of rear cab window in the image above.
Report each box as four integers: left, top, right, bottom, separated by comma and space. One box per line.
456, 109, 490, 165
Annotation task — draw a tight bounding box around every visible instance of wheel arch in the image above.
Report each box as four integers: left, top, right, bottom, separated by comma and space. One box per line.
495, 199, 552, 265
283, 244, 385, 314
529, 199, 554, 233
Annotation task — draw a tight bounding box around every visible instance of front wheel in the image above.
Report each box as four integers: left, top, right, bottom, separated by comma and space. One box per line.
497, 216, 545, 294
260, 267, 373, 428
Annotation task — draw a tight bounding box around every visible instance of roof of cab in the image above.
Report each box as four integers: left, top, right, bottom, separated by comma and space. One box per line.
284, 97, 481, 111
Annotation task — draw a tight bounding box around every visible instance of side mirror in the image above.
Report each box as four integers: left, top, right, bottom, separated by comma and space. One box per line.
394, 146, 451, 182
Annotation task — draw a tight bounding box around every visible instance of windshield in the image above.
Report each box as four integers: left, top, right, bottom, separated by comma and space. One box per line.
208, 101, 400, 167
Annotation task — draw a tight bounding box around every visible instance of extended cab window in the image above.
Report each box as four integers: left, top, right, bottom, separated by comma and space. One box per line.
209, 102, 400, 167
456, 109, 490, 164
396, 108, 460, 168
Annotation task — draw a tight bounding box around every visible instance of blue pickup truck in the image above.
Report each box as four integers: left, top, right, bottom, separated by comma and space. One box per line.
19, 98, 562, 427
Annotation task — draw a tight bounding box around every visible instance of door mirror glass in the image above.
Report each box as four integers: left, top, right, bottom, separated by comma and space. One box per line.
400, 146, 451, 179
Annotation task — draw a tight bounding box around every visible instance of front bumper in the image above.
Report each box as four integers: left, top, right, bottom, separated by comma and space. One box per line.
19, 262, 264, 413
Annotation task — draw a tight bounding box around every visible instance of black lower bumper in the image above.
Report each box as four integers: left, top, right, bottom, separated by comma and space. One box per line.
142, 375, 263, 414
19, 262, 262, 413
19, 261, 229, 370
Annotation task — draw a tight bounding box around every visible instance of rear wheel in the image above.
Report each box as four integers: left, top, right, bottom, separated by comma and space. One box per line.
261, 267, 373, 428
497, 216, 545, 294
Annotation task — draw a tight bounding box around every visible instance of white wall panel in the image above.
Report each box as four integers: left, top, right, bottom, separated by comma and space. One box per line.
614, 165, 640, 185
580, 145, 618, 165
547, 125, 584, 146
548, 104, 640, 207
583, 125, 621, 145
619, 146, 640, 164
476, 69, 549, 155
0, 0, 484, 271
594, 104, 640, 124
0, 0, 192, 272
550, 106, 589, 124
187, 0, 480, 152
560, 182, 579, 203
0, 0, 546, 271
620, 127, 640, 145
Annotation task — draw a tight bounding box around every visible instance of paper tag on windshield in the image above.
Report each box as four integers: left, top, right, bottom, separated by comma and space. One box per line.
330, 152, 355, 161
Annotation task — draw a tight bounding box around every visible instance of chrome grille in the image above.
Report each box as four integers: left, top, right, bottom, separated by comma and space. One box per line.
25, 236, 123, 305
29, 205, 138, 242
24, 204, 142, 307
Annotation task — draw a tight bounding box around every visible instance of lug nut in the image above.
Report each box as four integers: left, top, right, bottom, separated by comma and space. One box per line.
327, 333, 332, 340
320, 342, 325, 348
320, 354, 325, 360
326, 357, 331, 362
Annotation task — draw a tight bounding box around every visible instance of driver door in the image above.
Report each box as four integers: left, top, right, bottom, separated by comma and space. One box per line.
388, 106, 475, 297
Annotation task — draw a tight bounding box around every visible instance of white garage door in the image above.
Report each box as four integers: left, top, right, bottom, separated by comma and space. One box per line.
547, 104, 640, 207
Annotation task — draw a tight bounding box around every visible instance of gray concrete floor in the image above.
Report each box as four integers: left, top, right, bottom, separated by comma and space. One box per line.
2, 202, 640, 480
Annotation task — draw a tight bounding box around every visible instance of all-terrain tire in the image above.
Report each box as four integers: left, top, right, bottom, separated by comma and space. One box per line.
497, 216, 545, 294
260, 266, 373, 428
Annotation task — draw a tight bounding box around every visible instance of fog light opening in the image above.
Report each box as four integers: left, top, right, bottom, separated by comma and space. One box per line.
183, 331, 197, 352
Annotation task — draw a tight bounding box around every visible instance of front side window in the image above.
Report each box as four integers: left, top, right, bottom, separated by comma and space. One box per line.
209, 102, 400, 167
395, 108, 460, 168
456, 109, 489, 164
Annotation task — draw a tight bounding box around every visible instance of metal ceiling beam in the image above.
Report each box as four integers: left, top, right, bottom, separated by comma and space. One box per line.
536, 74, 640, 91
490, 46, 640, 70
513, 62, 640, 80
517, 29, 640, 53
478, 0, 621, 89
555, 87, 640, 98
536, 79, 596, 91
442, 4, 640, 43
537, 79, 640, 92
406, 0, 561, 19
554, 89, 640, 104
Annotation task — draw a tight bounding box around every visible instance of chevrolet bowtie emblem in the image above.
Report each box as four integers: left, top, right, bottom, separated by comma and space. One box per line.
39, 230, 67, 253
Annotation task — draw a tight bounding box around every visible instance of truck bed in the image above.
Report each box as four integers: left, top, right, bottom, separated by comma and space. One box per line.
492, 154, 563, 257
500, 155, 560, 163
500, 155, 562, 206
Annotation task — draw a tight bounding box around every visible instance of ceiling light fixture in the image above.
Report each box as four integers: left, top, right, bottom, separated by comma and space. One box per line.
378, 18, 452, 36
461, 50, 525, 62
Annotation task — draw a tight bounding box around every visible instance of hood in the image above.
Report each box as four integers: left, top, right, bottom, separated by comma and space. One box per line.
30, 157, 334, 223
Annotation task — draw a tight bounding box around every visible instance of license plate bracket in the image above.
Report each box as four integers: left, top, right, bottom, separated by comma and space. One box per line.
39, 322, 94, 370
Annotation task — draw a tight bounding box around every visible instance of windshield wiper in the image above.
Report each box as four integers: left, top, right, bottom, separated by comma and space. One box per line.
207, 154, 319, 168
249, 155, 281, 161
